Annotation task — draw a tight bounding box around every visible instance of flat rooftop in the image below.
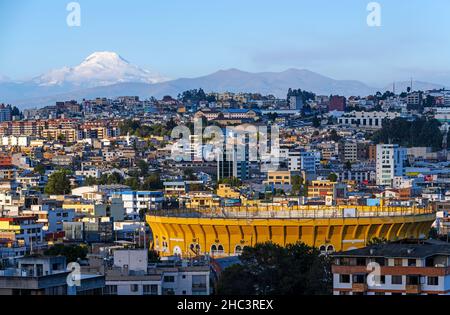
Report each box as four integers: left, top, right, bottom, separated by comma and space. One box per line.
333, 240, 450, 259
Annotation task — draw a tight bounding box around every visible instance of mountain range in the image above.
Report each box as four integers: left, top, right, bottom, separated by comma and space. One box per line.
0, 52, 448, 109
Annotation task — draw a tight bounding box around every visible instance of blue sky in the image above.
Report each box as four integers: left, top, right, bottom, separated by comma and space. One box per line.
1, 0, 450, 86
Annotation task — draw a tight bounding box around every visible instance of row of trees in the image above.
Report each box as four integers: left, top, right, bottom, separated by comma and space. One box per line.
287, 88, 316, 103
178, 88, 216, 103
371, 117, 443, 151
85, 172, 163, 191
44, 169, 164, 195
44, 244, 88, 263
119, 119, 177, 138
216, 242, 332, 295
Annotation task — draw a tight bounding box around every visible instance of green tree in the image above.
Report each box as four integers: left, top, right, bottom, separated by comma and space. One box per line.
372, 117, 443, 151
107, 172, 124, 185
84, 176, 98, 186
183, 168, 196, 180
137, 160, 149, 177
34, 164, 46, 176
218, 177, 242, 188
291, 175, 304, 195
11, 106, 21, 117
148, 249, 161, 263
328, 173, 338, 182
344, 160, 352, 171
142, 173, 163, 190
44, 170, 71, 195
216, 242, 332, 295
312, 115, 321, 128
44, 244, 88, 263
329, 129, 341, 142
125, 177, 141, 190
215, 264, 256, 295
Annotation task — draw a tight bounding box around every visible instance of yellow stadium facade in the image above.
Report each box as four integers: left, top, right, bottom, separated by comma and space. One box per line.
146, 206, 435, 257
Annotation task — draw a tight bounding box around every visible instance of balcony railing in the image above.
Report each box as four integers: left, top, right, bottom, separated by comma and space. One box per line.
405, 284, 422, 294
352, 283, 368, 292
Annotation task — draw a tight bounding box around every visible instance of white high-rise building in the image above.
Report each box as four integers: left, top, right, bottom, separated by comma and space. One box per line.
376, 144, 407, 186
288, 150, 316, 174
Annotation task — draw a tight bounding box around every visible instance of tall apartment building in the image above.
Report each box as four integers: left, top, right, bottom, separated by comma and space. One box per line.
0, 105, 12, 122
217, 129, 250, 181
407, 92, 423, 111
376, 144, 407, 186
328, 96, 346, 112
338, 141, 369, 163
288, 150, 316, 174
289, 96, 304, 110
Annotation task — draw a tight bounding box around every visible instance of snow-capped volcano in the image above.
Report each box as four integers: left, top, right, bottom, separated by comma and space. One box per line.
32, 51, 168, 88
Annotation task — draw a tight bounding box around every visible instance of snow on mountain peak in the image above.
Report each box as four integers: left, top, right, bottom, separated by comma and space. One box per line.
33, 51, 168, 88
83, 51, 129, 65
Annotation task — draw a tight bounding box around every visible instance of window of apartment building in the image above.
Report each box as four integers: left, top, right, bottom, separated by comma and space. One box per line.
406, 275, 420, 285
143, 284, 158, 295
339, 274, 350, 283
391, 275, 403, 285
374, 292, 385, 295
192, 275, 207, 291
103, 285, 118, 295
374, 275, 386, 285
164, 276, 175, 283
407, 259, 417, 267
356, 258, 366, 266
427, 277, 439, 286
130, 284, 139, 292
352, 274, 366, 284
394, 258, 403, 267
425, 257, 435, 267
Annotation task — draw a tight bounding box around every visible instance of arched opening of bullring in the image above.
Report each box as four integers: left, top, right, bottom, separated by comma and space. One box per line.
319, 245, 326, 253
190, 243, 201, 254
173, 246, 182, 256
210, 244, 224, 255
